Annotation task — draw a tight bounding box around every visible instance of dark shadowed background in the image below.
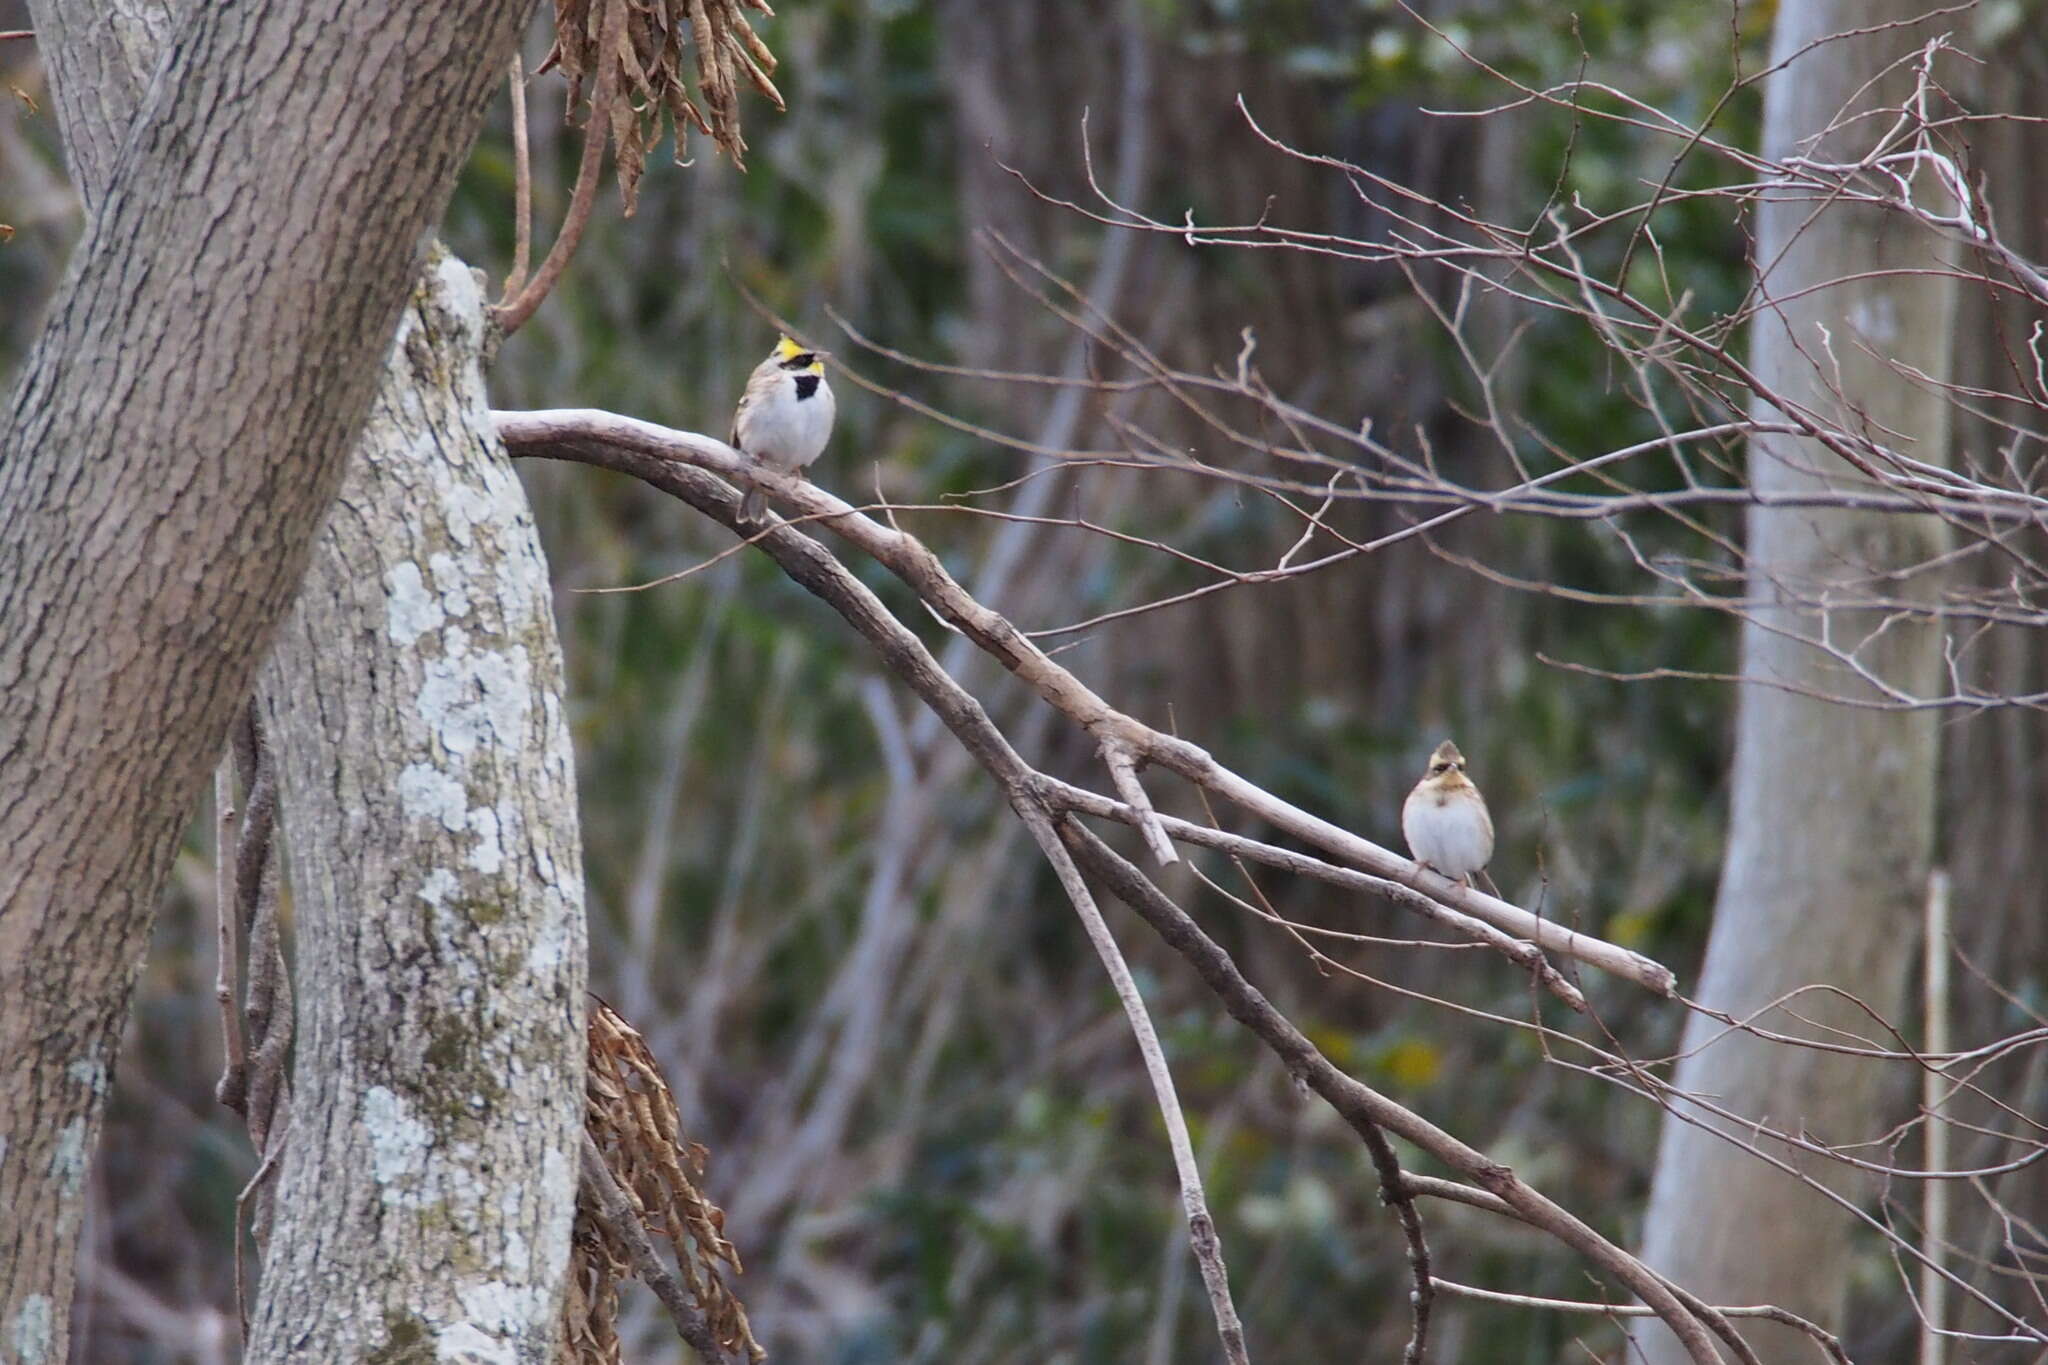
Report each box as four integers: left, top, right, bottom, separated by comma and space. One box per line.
3, 1, 2042, 1360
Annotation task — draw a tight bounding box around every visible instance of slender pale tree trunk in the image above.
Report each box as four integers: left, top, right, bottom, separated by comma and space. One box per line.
247, 248, 586, 1363
1633, 3, 1960, 1359
1939, 47, 2048, 1347
0, 2, 531, 1355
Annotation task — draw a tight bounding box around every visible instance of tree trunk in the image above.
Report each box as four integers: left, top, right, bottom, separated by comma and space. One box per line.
247, 247, 586, 1364
31, 1, 174, 217
1938, 39, 2048, 1349
0, 2, 530, 1355
1633, 3, 1960, 1360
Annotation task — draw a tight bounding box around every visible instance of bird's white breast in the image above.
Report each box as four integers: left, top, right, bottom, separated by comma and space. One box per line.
1402, 788, 1494, 880
738, 372, 836, 473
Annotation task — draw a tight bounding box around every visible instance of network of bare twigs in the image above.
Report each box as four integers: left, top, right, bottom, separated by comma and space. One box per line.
169, 8, 2048, 1364
798, 25, 2048, 719
489, 23, 2048, 1361
499, 392, 2048, 1363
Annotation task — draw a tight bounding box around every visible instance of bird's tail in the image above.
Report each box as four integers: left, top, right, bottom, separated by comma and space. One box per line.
740, 487, 767, 524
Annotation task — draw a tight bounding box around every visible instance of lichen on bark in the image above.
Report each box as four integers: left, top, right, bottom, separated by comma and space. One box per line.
247, 249, 588, 1364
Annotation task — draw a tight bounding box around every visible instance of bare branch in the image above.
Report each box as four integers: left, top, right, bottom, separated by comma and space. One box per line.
504, 51, 533, 298
1101, 740, 1177, 867
495, 412, 1743, 1359
579, 1135, 737, 1365
1427, 1280, 1849, 1365
495, 0, 624, 333
1056, 821, 1732, 1365
493, 408, 1678, 996
1020, 804, 1250, 1364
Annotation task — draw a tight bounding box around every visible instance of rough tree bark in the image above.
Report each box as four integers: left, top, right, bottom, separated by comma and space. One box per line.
249, 248, 586, 1364
30, 2, 173, 217
1633, 3, 1960, 1359
0, 1, 531, 1356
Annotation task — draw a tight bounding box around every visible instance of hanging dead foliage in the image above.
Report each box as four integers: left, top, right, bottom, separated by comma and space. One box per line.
564, 998, 763, 1364
542, 0, 784, 205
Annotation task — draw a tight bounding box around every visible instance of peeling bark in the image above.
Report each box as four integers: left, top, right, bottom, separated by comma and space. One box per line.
248, 250, 586, 1364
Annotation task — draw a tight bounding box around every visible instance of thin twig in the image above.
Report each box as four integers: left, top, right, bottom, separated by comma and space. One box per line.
1427, 1280, 1850, 1365
1021, 804, 1250, 1365
492, 409, 1676, 995
233, 1098, 289, 1341
1101, 741, 1178, 866
494, 0, 623, 334
212, 757, 246, 1111
504, 51, 533, 298
580, 1135, 736, 1365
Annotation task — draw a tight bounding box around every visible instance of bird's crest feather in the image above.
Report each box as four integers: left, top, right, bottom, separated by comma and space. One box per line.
771, 333, 826, 375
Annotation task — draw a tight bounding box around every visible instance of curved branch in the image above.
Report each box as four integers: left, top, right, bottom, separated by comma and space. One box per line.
492, 408, 1678, 996
1022, 804, 1250, 1364
500, 411, 1731, 1365
493, 0, 623, 333
1040, 772, 1587, 1011
1059, 822, 1729, 1365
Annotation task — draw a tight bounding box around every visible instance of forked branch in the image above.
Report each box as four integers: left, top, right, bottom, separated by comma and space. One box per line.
493, 408, 1676, 996
497, 408, 1738, 1364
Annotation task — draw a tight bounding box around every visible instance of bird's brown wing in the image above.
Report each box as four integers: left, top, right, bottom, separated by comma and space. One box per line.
729, 392, 749, 452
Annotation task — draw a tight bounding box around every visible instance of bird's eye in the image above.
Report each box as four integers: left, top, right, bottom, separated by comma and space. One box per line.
782, 352, 818, 370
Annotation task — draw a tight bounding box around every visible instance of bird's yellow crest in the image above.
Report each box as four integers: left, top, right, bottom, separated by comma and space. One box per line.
771, 333, 826, 374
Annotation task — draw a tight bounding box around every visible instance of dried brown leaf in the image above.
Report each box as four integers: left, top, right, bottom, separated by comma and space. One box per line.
566, 999, 763, 1362
541, 0, 774, 192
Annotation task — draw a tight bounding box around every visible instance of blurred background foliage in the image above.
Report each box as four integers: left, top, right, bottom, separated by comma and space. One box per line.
3, 0, 2042, 1361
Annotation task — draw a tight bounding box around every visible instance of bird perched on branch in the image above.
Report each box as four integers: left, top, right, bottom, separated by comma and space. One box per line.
1402, 740, 1495, 891
731, 333, 835, 524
